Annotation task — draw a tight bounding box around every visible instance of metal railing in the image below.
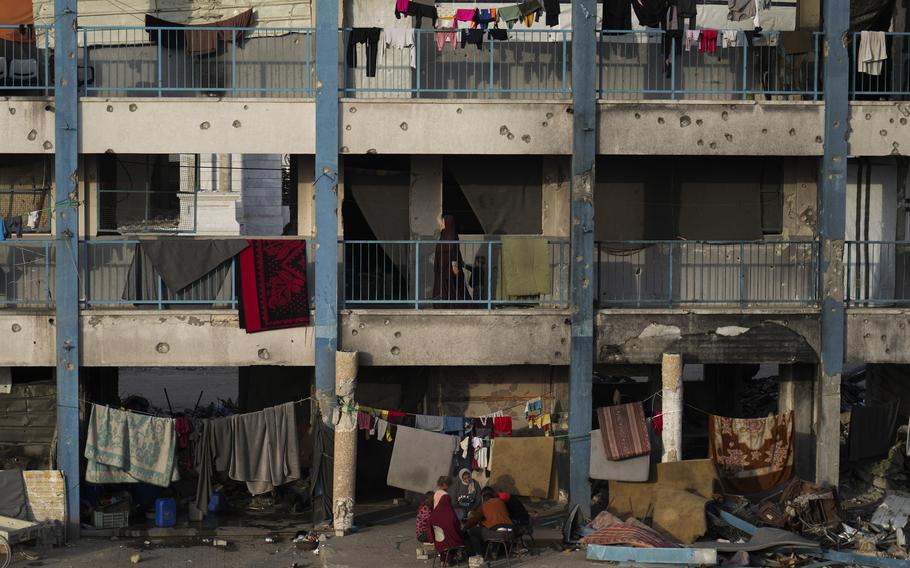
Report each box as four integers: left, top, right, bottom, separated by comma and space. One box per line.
845, 241, 910, 306
851, 32, 910, 100
342, 239, 570, 308
598, 30, 821, 100
342, 28, 571, 98
79, 26, 315, 97
596, 240, 819, 308
0, 241, 55, 308
80, 240, 237, 309
0, 25, 53, 93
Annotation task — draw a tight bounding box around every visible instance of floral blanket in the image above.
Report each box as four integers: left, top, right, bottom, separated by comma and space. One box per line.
708, 411, 793, 494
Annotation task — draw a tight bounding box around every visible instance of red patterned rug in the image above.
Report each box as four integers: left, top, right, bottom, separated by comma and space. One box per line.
239, 240, 309, 333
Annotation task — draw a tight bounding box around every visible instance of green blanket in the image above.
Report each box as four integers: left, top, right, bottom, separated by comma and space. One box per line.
500, 236, 552, 297
85, 404, 177, 488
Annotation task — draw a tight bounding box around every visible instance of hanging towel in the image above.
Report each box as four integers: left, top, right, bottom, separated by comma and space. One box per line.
708, 412, 794, 494
473, 418, 493, 438
722, 30, 740, 48
394, 0, 409, 19
500, 236, 552, 297
85, 404, 178, 487
436, 28, 459, 51
858, 31, 887, 76
238, 240, 310, 333
493, 416, 513, 438
443, 416, 465, 438
358, 411, 373, 430
383, 27, 416, 68
596, 402, 651, 461
415, 414, 445, 432
685, 30, 701, 51
376, 418, 390, 440
228, 402, 301, 495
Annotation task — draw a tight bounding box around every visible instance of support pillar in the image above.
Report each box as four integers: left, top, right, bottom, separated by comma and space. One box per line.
296, 155, 315, 237
314, 0, 340, 425
568, 0, 597, 516
816, 0, 849, 487
661, 353, 683, 462
54, 0, 81, 539
779, 364, 816, 481
333, 351, 359, 535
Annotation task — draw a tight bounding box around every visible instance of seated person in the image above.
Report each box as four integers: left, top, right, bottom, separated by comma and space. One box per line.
434, 475, 452, 509
498, 491, 533, 537
453, 468, 481, 520
416, 491, 433, 543
462, 487, 513, 555
428, 494, 466, 562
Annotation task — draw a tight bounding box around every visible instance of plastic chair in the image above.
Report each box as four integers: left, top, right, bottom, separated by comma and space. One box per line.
431, 526, 464, 568
483, 527, 513, 568
9, 59, 38, 86
0, 57, 7, 85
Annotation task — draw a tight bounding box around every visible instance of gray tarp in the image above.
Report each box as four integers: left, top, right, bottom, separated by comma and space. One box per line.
448, 157, 542, 235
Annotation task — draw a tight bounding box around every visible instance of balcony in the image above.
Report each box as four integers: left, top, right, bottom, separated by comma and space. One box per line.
598, 30, 822, 101
845, 241, 910, 306
0, 241, 55, 309
596, 240, 820, 308
79, 26, 315, 97
0, 25, 53, 95
850, 32, 910, 101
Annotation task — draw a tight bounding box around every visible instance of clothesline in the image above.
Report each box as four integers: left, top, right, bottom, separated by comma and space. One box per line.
81, 396, 312, 418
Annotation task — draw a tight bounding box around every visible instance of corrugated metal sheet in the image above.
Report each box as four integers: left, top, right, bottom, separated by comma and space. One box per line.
0, 381, 56, 445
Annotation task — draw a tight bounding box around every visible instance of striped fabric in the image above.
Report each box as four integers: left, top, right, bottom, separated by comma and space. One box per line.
581, 525, 678, 548
597, 402, 650, 461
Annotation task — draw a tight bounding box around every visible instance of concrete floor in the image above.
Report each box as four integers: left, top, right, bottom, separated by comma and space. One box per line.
13, 512, 591, 568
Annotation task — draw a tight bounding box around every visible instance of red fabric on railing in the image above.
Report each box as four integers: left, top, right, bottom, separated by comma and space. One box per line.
239, 240, 310, 333
0, 0, 36, 44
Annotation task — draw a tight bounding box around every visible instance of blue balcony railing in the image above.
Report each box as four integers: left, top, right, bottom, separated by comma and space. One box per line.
851, 32, 910, 100
596, 240, 820, 308
80, 240, 237, 309
598, 30, 821, 100
0, 241, 55, 308
342, 28, 572, 99
846, 241, 910, 306
0, 25, 53, 94
342, 239, 570, 308
79, 26, 315, 97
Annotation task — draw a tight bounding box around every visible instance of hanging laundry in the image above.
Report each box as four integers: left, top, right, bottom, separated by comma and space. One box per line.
678, 0, 697, 27
632, 0, 666, 28
175, 417, 191, 449
542, 0, 560, 27
497, 5, 523, 29
753, 0, 771, 27
26, 211, 39, 230
540, 413, 551, 436
722, 30, 740, 48
357, 411, 372, 430
488, 29, 508, 41
387, 410, 407, 424
651, 412, 664, 435
384, 27, 416, 68
0, 221, 6, 241
461, 28, 484, 49
474, 9, 495, 29
455, 8, 477, 29
596, 402, 651, 461
700, 30, 718, 54
473, 417, 494, 438
394, 0, 409, 20
85, 404, 178, 488
685, 30, 701, 51
443, 415, 465, 438
3, 216, 23, 239
346, 28, 382, 77
238, 240, 309, 333
436, 28, 459, 51
709, 412, 794, 494
376, 418, 390, 440
493, 416, 513, 438
727, 0, 755, 22
858, 31, 887, 76
226, 402, 301, 495
415, 414, 445, 432
602, 0, 632, 31
407, 1, 438, 28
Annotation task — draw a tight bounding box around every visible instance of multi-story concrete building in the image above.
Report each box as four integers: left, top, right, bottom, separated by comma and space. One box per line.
1, 0, 908, 536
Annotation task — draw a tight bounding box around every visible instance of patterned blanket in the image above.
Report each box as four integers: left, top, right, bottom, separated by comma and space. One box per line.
597, 402, 651, 461
239, 240, 310, 333
709, 412, 794, 494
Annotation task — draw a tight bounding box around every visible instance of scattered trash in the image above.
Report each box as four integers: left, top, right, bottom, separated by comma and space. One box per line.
212, 539, 228, 547
130, 553, 141, 564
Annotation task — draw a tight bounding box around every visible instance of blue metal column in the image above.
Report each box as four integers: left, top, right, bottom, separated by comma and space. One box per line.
569, 0, 597, 515
816, 0, 849, 486
54, 0, 81, 538
314, 1, 340, 422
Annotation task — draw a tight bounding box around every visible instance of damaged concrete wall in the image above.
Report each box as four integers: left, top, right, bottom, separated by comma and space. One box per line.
849, 103, 910, 157
597, 311, 820, 365
781, 157, 819, 239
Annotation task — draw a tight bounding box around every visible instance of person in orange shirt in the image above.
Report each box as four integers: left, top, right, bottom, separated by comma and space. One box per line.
462, 487, 513, 555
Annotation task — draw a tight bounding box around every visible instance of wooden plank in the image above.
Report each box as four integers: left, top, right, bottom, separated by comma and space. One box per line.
586, 545, 718, 565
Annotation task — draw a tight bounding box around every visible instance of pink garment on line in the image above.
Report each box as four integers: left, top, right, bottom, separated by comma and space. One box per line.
436, 29, 458, 51
396, 0, 409, 14
455, 8, 476, 21
700, 30, 718, 54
